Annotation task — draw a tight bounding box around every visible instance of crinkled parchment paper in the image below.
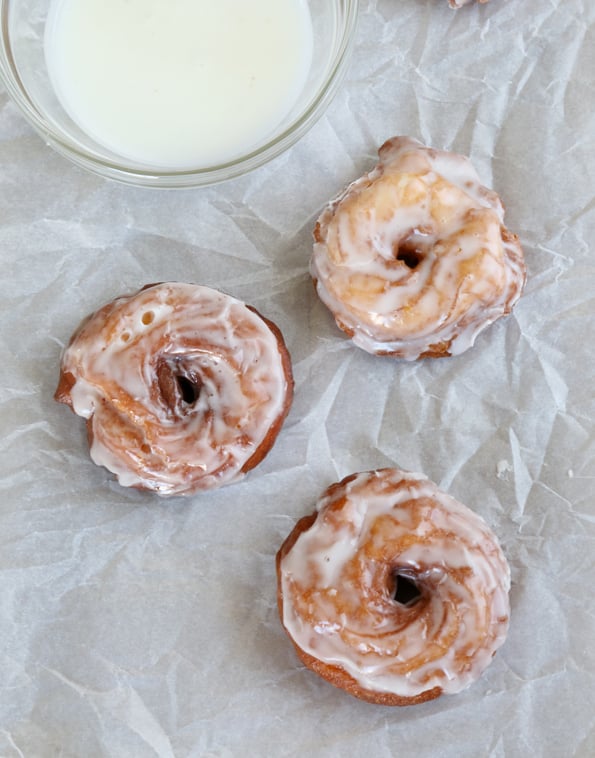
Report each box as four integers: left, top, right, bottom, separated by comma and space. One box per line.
1, 1, 595, 756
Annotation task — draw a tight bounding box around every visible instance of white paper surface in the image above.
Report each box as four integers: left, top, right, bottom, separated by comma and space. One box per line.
1, 1, 595, 756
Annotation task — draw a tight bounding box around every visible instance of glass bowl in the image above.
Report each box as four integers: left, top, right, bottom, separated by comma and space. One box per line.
0, 0, 359, 187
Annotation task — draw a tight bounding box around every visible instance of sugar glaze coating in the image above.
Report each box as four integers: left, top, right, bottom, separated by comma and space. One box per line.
311, 136, 525, 359
277, 469, 510, 705
55, 283, 293, 495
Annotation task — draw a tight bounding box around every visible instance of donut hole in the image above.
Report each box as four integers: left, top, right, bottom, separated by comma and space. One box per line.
156, 358, 202, 411
393, 228, 433, 270
176, 375, 201, 406
392, 572, 422, 607
141, 311, 155, 326
395, 241, 426, 270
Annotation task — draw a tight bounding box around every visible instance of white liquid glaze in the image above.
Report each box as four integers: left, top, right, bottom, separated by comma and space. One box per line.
310, 137, 526, 359
279, 469, 510, 699
45, 0, 313, 168
57, 283, 293, 495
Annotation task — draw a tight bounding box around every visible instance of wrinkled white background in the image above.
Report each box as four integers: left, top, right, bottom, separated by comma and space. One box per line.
1, 0, 595, 756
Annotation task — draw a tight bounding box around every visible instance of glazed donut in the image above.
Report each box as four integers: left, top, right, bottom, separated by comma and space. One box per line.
276, 468, 510, 705
311, 136, 525, 359
55, 282, 293, 496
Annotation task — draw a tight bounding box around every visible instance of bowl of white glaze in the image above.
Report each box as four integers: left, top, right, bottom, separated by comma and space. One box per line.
0, 0, 358, 187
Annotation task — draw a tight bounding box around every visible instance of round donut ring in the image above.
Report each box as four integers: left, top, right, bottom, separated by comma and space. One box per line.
276, 468, 510, 705
310, 136, 526, 359
55, 282, 294, 496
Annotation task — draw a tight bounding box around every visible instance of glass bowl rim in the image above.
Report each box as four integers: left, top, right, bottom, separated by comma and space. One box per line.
0, 0, 360, 188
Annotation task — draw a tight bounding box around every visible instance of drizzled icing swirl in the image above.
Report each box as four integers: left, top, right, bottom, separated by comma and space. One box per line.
310, 136, 525, 359
277, 469, 510, 704
55, 283, 293, 495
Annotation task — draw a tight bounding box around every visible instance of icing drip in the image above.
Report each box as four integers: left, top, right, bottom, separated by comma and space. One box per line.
279, 469, 510, 699
57, 283, 292, 495
310, 136, 526, 359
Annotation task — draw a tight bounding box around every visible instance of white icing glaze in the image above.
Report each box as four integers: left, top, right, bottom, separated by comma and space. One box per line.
279, 468, 510, 699
310, 136, 526, 359
57, 283, 292, 495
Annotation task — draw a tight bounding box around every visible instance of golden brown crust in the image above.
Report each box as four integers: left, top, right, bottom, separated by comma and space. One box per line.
55, 283, 294, 495
54, 370, 77, 407
276, 469, 510, 705
241, 306, 294, 475
276, 500, 443, 706
292, 645, 442, 706
310, 137, 526, 360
